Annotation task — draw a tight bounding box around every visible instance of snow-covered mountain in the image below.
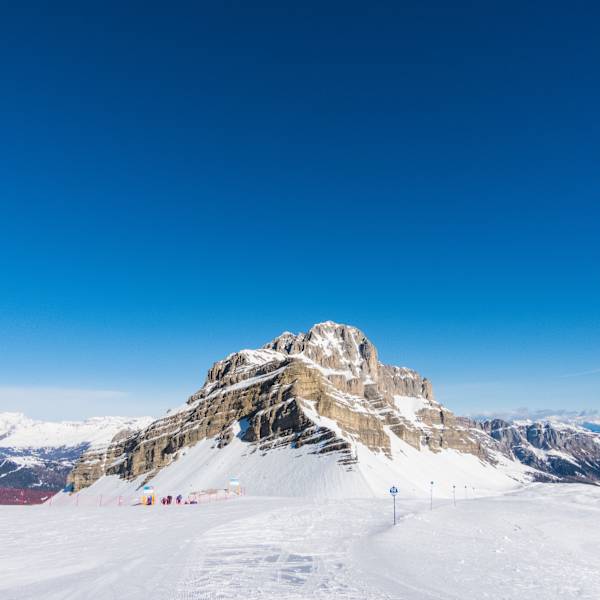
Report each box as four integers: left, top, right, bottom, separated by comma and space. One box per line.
478, 419, 600, 482
68, 321, 540, 499
0, 412, 153, 492
65, 322, 600, 500
472, 408, 600, 432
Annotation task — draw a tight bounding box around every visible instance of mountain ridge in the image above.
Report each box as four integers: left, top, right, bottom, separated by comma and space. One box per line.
66, 322, 533, 497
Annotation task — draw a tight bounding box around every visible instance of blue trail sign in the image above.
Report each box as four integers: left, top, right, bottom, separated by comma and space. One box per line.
389, 486, 399, 524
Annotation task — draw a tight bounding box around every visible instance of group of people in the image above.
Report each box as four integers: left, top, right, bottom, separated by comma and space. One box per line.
160, 494, 183, 505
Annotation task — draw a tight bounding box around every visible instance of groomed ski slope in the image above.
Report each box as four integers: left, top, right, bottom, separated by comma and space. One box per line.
66, 422, 532, 502
1, 484, 598, 599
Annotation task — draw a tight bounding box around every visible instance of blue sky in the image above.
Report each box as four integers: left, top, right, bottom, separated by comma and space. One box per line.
1, 2, 599, 420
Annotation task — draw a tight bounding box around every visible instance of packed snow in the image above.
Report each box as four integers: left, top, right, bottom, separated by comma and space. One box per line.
1, 484, 598, 599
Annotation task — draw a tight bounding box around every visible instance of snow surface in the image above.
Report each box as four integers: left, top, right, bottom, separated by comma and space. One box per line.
219, 349, 288, 372
0, 412, 153, 450
392, 395, 429, 424
2, 484, 599, 599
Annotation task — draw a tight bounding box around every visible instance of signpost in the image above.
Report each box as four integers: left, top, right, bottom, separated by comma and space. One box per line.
430, 481, 434, 511
389, 486, 399, 525
141, 485, 155, 506
452, 484, 456, 507
228, 477, 241, 495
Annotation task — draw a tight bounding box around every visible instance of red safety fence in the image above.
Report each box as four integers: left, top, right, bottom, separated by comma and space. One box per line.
0, 487, 56, 505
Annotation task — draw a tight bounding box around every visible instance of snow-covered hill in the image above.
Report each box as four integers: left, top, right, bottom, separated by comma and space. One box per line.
0, 412, 152, 492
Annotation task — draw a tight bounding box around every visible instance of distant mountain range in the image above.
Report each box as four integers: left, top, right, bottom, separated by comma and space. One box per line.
477, 418, 600, 483
471, 408, 600, 433
64, 322, 600, 500
0, 412, 152, 493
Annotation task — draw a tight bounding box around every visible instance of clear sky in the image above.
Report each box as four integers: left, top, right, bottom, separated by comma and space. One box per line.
1, 2, 599, 420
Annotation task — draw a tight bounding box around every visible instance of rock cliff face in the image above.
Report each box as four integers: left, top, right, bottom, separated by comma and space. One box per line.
69, 322, 505, 492
480, 419, 600, 483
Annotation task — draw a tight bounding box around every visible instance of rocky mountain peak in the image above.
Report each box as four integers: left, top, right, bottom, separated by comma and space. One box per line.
201, 321, 429, 409
264, 321, 379, 383
77, 321, 595, 496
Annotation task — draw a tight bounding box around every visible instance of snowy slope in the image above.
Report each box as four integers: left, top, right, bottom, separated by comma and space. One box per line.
3, 484, 599, 599
69, 419, 531, 502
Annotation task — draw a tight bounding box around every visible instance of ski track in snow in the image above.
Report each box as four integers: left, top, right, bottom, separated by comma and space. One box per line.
173, 502, 392, 600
